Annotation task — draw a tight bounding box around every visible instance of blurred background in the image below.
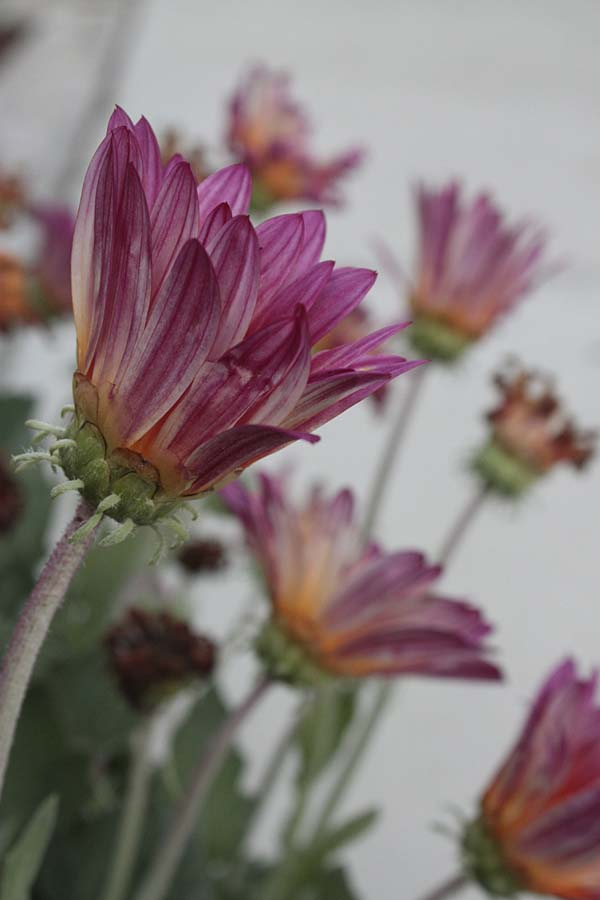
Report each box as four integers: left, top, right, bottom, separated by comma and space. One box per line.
1, 1, 599, 897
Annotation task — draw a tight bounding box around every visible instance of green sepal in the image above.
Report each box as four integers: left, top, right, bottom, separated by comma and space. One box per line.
462, 817, 521, 897
408, 315, 473, 362
255, 620, 335, 689
472, 441, 540, 498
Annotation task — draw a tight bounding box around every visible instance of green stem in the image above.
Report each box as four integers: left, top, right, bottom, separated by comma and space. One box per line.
0, 498, 95, 803
437, 484, 490, 566
311, 683, 392, 840
362, 365, 428, 539
414, 872, 469, 900
99, 718, 155, 900
132, 676, 271, 900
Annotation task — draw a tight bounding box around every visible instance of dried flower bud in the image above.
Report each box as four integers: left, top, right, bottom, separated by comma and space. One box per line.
473, 359, 596, 497
0, 454, 22, 533
105, 608, 216, 711
177, 538, 227, 574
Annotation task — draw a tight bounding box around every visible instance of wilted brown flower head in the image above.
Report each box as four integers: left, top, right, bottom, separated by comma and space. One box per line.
177, 538, 227, 574
105, 608, 216, 711
0, 454, 22, 533
487, 360, 595, 475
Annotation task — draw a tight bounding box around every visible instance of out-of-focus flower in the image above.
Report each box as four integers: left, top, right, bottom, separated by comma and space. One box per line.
473, 360, 595, 497
407, 182, 549, 361
45, 108, 417, 543
314, 305, 392, 410
0, 454, 22, 533
177, 537, 227, 574
0, 170, 24, 229
0, 205, 74, 331
463, 659, 600, 899
222, 472, 501, 686
227, 64, 363, 209
105, 607, 216, 711
160, 128, 209, 184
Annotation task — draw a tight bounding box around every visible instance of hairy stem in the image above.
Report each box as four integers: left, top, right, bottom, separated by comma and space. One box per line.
133, 676, 271, 900
0, 498, 95, 801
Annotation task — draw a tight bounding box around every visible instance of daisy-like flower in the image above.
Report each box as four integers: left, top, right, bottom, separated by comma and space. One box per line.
0, 205, 74, 331
462, 659, 600, 899
227, 64, 363, 209
24, 108, 417, 547
222, 473, 501, 686
406, 181, 549, 361
473, 359, 595, 497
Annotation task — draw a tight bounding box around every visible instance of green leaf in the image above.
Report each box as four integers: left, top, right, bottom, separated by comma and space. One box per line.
303, 865, 361, 900
309, 808, 378, 859
165, 687, 254, 861
295, 686, 356, 789
0, 795, 58, 900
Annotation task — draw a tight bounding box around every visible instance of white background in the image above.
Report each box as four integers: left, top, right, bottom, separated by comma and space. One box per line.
2, 2, 600, 898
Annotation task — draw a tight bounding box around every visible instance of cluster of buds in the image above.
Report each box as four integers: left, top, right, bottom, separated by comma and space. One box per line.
473, 360, 595, 497
105, 607, 216, 712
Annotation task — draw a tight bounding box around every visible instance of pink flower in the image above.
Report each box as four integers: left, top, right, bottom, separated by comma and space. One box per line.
222, 473, 501, 683
407, 181, 550, 360
64, 108, 416, 525
470, 660, 600, 899
227, 65, 363, 207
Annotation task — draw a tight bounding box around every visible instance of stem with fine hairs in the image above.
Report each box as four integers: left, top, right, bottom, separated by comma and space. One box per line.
362, 365, 428, 539
132, 676, 271, 900
413, 872, 470, 900
0, 498, 96, 802
437, 483, 490, 566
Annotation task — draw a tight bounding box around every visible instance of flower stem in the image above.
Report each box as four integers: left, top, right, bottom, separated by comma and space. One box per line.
362, 365, 428, 539
437, 484, 490, 566
414, 872, 469, 900
132, 676, 271, 900
311, 682, 392, 840
0, 498, 95, 802
99, 718, 155, 900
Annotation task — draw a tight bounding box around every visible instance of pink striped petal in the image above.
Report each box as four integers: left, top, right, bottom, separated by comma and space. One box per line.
157, 308, 310, 457
248, 260, 334, 335
197, 163, 251, 220
89, 164, 151, 386
115, 239, 221, 443
311, 323, 410, 374
107, 106, 134, 132
281, 370, 393, 433
206, 215, 260, 357
183, 424, 319, 495
308, 267, 377, 344
255, 210, 326, 310
133, 116, 162, 208
198, 202, 232, 245
150, 161, 199, 304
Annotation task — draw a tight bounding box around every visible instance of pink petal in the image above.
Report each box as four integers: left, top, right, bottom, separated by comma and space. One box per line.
134, 116, 163, 208
311, 323, 410, 374
150, 161, 199, 305
281, 370, 394, 433
248, 260, 334, 335
308, 267, 376, 344
198, 202, 232, 245
255, 210, 326, 310
183, 424, 319, 495
197, 163, 251, 221
115, 239, 221, 444
206, 215, 260, 357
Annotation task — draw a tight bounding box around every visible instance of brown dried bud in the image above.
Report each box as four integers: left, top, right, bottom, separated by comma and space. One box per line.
487, 359, 596, 474
105, 608, 216, 711
177, 538, 227, 574
0, 454, 22, 533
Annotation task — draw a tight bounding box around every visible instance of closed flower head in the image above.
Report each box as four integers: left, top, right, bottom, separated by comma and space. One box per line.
32, 108, 416, 548
227, 64, 363, 208
222, 473, 501, 687
409, 182, 550, 361
464, 660, 600, 899
473, 360, 595, 497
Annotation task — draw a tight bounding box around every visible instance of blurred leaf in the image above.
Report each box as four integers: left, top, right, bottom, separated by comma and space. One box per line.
303, 865, 361, 900
309, 809, 378, 860
0, 394, 33, 450
0, 795, 58, 900
166, 687, 254, 861
295, 687, 356, 790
